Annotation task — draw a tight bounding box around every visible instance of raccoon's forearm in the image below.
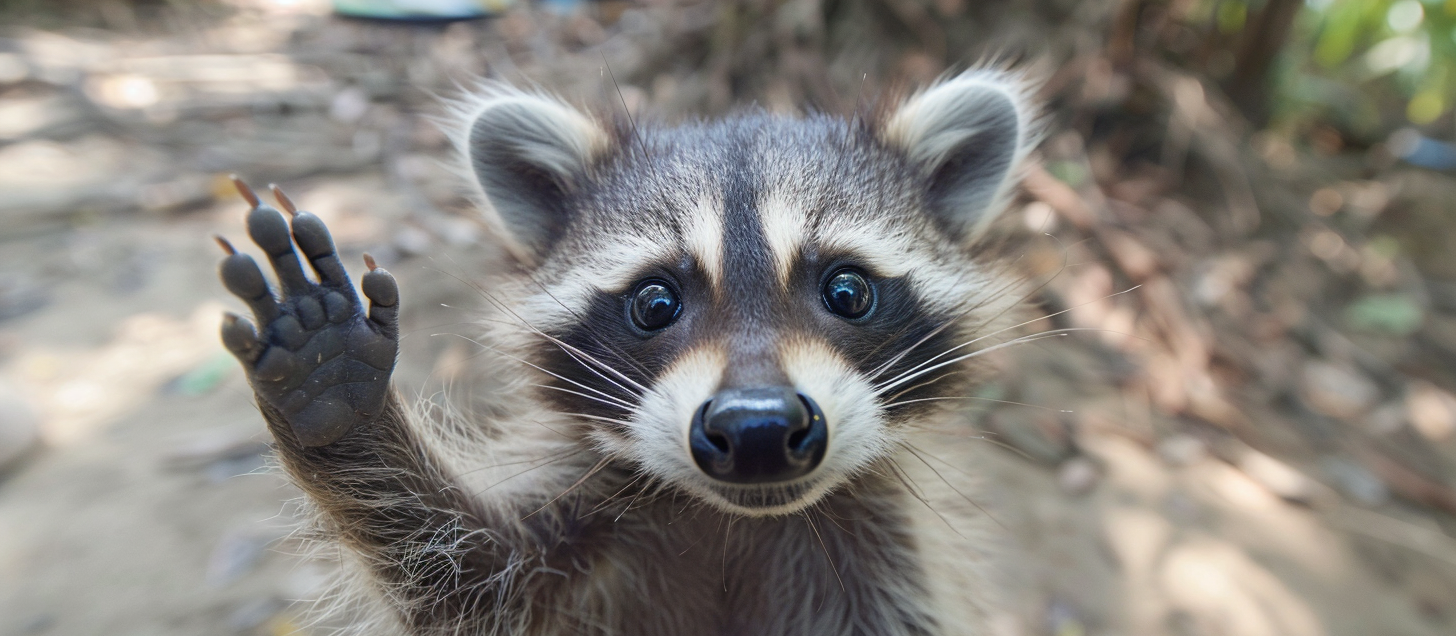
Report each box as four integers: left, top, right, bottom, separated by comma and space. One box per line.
261, 391, 542, 629
217, 189, 563, 628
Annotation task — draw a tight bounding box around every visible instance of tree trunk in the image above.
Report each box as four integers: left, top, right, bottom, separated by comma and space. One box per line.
1225, 0, 1302, 125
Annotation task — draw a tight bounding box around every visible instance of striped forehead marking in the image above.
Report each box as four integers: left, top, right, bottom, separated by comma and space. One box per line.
758, 189, 810, 287
683, 193, 725, 289
817, 214, 913, 278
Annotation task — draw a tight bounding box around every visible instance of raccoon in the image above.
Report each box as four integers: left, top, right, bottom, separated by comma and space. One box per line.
217, 69, 1039, 635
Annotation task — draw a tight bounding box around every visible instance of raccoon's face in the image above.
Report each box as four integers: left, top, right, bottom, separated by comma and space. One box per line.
459, 73, 1036, 516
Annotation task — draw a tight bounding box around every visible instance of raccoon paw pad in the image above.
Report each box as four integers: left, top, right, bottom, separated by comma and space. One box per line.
218, 181, 400, 447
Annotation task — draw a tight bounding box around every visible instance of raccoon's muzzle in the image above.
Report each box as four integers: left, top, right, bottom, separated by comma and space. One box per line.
689, 386, 827, 484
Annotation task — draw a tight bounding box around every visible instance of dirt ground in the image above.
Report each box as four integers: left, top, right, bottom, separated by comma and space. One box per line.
2, 2, 1456, 635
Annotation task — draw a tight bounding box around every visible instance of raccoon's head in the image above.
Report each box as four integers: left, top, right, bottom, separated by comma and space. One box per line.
458, 72, 1037, 516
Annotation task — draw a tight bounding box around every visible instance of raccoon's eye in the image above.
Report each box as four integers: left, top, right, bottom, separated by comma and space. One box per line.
630, 280, 681, 331
823, 269, 873, 319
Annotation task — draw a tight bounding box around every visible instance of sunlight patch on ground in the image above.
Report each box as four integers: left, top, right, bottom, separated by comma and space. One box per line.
1162, 538, 1325, 636
4, 302, 231, 445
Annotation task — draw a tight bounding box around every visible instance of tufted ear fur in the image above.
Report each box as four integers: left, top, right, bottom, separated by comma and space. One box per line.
882, 70, 1038, 242
463, 88, 609, 256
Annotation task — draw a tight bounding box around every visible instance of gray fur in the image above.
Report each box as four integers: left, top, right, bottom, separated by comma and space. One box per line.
248, 70, 1038, 635
466, 90, 609, 254
883, 71, 1040, 240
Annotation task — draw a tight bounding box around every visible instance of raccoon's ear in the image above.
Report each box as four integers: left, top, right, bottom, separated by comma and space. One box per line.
883, 71, 1037, 241
465, 90, 608, 255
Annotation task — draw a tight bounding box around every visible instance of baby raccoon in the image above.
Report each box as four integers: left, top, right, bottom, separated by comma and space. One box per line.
217, 69, 1038, 635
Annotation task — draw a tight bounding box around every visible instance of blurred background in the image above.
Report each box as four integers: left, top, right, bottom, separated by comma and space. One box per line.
1, 0, 1455, 634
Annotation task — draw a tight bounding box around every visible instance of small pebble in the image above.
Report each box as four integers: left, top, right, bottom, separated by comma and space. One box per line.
1156, 434, 1206, 466
1407, 381, 1456, 441
393, 225, 433, 258
1239, 450, 1316, 502
1300, 360, 1379, 419
1057, 456, 1100, 496
1364, 402, 1406, 436
329, 87, 370, 123
1320, 456, 1389, 506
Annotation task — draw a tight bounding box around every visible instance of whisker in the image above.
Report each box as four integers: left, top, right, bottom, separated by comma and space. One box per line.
899, 442, 1006, 531
521, 456, 613, 521
582, 472, 646, 518
602, 58, 662, 184
802, 511, 846, 593
532, 384, 636, 412
422, 262, 650, 396
880, 371, 966, 406
885, 395, 1071, 414
812, 501, 855, 532
677, 528, 709, 556
470, 451, 583, 497
885, 458, 967, 539
552, 342, 647, 401
525, 272, 655, 380
866, 231, 1079, 382
721, 515, 736, 592
432, 332, 639, 409
456, 448, 582, 478
864, 259, 1037, 380
876, 332, 1070, 395
402, 320, 499, 337
877, 328, 1131, 396
522, 417, 576, 442
874, 285, 1142, 391
523, 322, 649, 396
903, 427, 1039, 463
560, 412, 635, 427
615, 477, 653, 522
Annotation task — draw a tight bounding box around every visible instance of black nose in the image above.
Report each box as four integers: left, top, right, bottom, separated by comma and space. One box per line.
689, 387, 828, 484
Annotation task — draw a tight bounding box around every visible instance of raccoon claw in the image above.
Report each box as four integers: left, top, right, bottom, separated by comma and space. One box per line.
269, 183, 299, 215
230, 174, 261, 208
219, 180, 399, 448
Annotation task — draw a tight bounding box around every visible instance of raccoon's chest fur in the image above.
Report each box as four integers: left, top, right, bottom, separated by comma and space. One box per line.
540, 479, 939, 635
225, 69, 1036, 636
446, 453, 992, 636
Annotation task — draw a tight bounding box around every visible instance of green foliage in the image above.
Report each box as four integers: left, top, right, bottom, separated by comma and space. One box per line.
1344, 292, 1425, 335
1218, 0, 1250, 34
1285, 0, 1456, 134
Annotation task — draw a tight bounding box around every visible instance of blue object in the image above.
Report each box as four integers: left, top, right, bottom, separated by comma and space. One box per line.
1389, 128, 1456, 170
332, 0, 512, 19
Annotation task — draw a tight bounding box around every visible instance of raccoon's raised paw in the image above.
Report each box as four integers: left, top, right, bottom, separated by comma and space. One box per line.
218, 178, 399, 448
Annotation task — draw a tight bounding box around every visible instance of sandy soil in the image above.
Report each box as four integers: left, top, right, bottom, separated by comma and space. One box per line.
2, 196, 1450, 636
1, 2, 1454, 636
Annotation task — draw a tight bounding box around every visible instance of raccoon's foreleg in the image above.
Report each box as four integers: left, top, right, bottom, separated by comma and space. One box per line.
216, 184, 544, 631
